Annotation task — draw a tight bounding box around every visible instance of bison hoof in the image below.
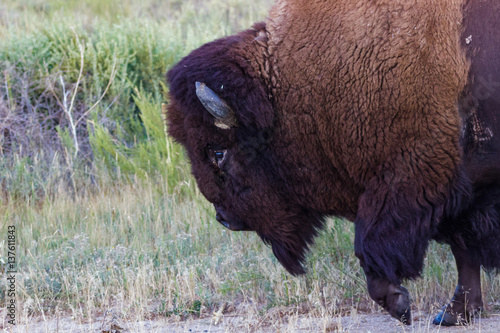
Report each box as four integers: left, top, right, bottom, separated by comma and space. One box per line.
387, 285, 412, 325
433, 305, 481, 326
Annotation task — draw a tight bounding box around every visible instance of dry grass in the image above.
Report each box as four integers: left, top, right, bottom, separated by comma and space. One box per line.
1, 178, 499, 332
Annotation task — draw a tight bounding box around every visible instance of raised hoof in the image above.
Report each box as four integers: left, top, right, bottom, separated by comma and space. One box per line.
387, 285, 412, 325
433, 305, 481, 326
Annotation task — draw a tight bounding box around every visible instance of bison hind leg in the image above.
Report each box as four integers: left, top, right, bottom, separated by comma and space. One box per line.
433, 241, 484, 326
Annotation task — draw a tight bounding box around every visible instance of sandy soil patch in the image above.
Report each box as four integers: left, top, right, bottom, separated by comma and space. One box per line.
2, 310, 500, 333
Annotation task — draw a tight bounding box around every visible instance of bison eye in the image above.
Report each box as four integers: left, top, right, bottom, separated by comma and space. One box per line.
214, 150, 226, 166
215, 151, 224, 160
206, 144, 227, 167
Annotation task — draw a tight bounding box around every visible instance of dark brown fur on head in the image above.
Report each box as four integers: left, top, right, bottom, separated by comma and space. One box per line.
167, 23, 325, 275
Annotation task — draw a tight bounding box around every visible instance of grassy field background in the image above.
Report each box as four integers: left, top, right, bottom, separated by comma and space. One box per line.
1, 0, 499, 331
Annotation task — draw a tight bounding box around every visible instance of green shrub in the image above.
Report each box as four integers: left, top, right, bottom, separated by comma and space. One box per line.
89, 88, 193, 195
0, 0, 273, 197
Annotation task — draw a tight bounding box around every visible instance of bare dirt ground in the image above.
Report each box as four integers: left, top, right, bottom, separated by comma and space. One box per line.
3, 310, 500, 333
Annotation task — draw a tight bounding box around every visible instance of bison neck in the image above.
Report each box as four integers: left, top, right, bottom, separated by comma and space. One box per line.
263, 0, 470, 221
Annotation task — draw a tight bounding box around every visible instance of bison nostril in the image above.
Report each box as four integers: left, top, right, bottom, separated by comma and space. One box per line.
216, 212, 223, 222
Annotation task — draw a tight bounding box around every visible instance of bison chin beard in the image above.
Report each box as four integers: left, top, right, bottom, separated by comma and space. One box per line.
270, 238, 307, 275
258, 215, 324, 276
258, 233, 307, 275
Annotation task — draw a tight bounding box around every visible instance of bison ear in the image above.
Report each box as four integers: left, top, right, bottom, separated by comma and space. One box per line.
195, 82, 238, 129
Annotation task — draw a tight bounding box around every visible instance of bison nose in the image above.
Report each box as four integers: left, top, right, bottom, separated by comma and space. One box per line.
214, 208, 249, 231
216, 212, 231, 229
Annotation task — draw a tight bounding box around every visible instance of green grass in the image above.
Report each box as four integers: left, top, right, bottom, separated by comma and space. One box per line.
1, 0, 499, 331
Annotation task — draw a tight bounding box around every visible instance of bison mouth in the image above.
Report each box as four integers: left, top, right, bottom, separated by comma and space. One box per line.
215, 207, 250, 231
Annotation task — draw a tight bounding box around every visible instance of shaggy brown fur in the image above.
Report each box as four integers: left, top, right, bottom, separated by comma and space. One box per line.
166, 0, 500, 326
265, 0, 470, 283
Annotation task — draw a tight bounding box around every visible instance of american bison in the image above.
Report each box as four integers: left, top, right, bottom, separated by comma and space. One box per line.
166, 0, 500, 326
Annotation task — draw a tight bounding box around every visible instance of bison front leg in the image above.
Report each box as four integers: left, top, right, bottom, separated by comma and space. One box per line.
433, 242, 483, 326
353, 178, 436, 325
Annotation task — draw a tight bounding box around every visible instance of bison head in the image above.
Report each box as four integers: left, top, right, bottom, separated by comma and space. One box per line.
166, 26, 324, 275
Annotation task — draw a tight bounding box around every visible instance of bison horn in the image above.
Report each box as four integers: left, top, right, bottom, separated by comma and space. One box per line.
195, 82, 238, 129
